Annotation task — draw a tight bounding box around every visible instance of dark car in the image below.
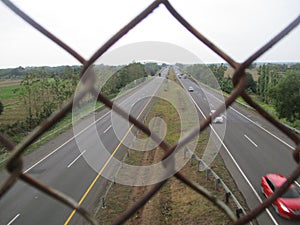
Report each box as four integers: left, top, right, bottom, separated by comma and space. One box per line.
261, 173, 300, 219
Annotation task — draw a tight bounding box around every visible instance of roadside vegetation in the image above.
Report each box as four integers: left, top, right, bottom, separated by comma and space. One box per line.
0, 63, 161, 159
95, 67, 251, 225
0, 67, 80, 145
181, 63, 300, 130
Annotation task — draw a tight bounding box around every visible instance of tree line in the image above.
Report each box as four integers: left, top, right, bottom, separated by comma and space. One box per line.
101, 62, 148, 98
0, 65, 82, 79
18, 69, 79, 129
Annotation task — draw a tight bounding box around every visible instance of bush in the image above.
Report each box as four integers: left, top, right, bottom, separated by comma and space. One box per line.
0, 101, 3, 115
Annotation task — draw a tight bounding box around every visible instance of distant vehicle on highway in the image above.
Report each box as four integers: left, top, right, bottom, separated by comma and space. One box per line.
209, 110, 224, 123
188, 86, 194, 92
261, 173, 300, 219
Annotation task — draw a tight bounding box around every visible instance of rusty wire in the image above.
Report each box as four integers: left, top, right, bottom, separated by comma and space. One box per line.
1, 0, 300, 224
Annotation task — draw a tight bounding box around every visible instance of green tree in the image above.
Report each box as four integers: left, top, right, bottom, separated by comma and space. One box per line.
184, 64, 221, 89
246, 72, 256, 93
19, 72, 39, 129
102, 63, 147, 97
209, 64, 227, 81
220, 77, 233, 93
18, 68, 78, 127
0, 101, 3, 115
269, 71, 300, 122
257, 64, 270, 102
144, 62, 161, 76
257, 64, 285, 103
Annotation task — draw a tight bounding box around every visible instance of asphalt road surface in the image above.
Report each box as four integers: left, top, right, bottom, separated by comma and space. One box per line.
0, 68, 168, 225
175, 67, 300, 225
1, 66, 299, 225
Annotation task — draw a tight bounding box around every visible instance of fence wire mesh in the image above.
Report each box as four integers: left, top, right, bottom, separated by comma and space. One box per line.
1, 0, 300, 224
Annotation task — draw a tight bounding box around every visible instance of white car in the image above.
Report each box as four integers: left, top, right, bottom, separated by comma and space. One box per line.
188, 86, 194, 92
210, 110, 224, 123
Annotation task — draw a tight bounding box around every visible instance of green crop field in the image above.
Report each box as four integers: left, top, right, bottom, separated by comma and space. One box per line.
0, 84, 20, 100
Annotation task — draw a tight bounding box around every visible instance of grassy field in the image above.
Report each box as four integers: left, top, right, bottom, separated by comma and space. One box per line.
95, 68, 252, 225
0, 80, 26, 125
0, 84, 20, 100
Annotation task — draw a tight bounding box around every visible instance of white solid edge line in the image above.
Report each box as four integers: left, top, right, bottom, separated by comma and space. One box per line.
7, 214, 20, 225
24, 111, 111, 173
190, 94, 279, 225
67, 150, 86, 168
201, 85, 300, 188
179, 79, 279, 225
204, 90, 294, 150
230, 106, 294, 149
244, 135, 258, 148
103, 125, 112, 134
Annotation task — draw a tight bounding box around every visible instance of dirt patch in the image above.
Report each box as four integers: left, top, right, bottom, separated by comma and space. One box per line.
0, 79, 21, 87
224, 67, 259, 81
126, 149, 165, 225
0, 99, 26, 124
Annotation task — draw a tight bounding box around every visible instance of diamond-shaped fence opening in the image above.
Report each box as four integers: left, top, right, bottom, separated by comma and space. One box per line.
0, 0, 300, 225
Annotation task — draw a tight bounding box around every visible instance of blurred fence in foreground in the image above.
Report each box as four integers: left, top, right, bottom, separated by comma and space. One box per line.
0, 0, 300, 225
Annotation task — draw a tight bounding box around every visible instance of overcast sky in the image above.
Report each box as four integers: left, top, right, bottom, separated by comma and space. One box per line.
0, 0, 299, 68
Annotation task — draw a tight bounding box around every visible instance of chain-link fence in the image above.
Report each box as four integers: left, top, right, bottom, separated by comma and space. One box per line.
0, 0, 300, 224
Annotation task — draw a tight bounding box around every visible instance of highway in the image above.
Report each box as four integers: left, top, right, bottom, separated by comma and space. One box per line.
1, 65, 299, 225
0, 68, 168, 225
175, 66, 300, 225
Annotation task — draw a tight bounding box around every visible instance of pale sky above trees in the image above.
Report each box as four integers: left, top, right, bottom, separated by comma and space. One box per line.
0, 0, 299, 68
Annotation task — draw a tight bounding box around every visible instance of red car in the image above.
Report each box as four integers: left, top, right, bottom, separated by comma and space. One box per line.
261, 174, 300, 219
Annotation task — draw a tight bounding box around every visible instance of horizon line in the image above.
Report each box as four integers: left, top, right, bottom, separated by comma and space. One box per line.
1, 60, 300, 70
